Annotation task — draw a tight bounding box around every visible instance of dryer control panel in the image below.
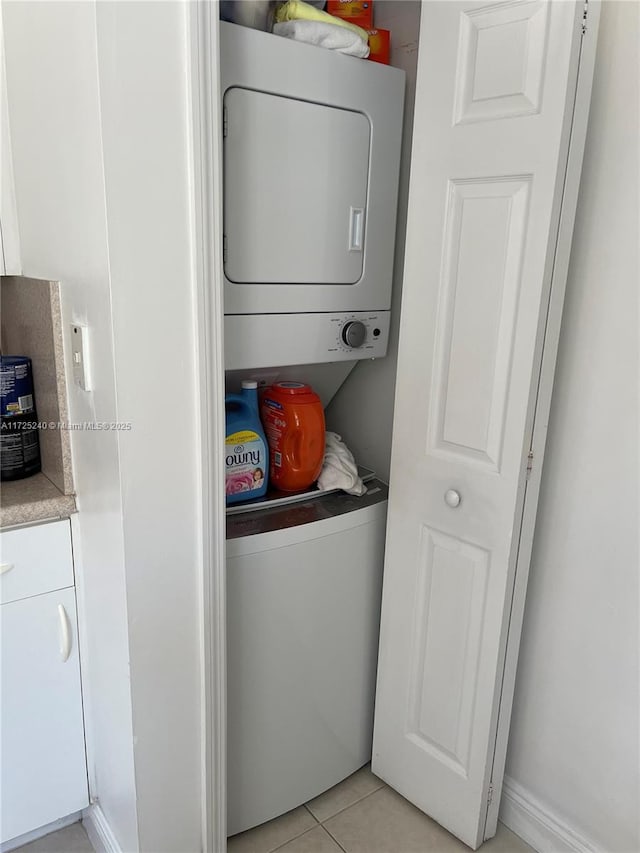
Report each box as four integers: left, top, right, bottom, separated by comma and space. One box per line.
225, 312, 391, 371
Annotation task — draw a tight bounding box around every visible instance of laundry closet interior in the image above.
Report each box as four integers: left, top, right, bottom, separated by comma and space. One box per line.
211, 1, 596, 849
220, 0, 413, 840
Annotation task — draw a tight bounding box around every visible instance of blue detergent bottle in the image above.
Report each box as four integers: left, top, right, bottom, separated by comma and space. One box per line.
225, 380, 269, 505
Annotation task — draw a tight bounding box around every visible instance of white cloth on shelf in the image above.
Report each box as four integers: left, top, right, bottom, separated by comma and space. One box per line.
317, 432, 367, 496
273, 21, 370, 58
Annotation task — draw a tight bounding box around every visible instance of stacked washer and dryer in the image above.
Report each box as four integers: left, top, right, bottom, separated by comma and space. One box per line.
221, 21, 405, 836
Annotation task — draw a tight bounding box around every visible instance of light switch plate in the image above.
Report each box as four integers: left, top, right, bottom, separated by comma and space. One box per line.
70, 324, 90, 391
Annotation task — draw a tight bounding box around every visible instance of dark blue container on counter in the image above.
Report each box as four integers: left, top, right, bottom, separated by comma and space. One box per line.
0, 356, 36, 417
1, 356, 41, 481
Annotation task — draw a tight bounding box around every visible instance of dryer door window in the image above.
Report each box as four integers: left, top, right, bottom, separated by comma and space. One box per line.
223, 87, 371, 286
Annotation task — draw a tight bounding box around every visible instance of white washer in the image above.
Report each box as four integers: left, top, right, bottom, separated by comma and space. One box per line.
226, 482, 388, 836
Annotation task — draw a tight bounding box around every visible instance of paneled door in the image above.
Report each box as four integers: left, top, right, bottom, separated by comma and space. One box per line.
373, 1, 596, 848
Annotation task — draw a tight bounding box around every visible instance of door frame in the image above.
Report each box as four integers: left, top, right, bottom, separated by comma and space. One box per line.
190, 3, 227, 852
484, 0, 601, 837
191, 3, 602, 850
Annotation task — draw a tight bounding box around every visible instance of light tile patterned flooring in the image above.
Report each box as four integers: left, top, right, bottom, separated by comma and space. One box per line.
11, 767, 534, 853
10, 823, 93, 853
228, 765, 534, 853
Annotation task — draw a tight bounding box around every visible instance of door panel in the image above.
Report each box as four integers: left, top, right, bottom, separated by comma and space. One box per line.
373, 1, 586, 848
454, 1, 551, 124
434, 178, 531, 469
407, 527, 489, 778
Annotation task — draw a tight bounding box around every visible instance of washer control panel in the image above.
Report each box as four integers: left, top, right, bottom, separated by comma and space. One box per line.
330, 313, 389, 356
225, 311, 391, 370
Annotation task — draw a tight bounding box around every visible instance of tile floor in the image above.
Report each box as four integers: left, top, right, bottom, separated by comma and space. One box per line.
10, 822, 93, 853
11, 768, 534, 853
228, 765, 535, 853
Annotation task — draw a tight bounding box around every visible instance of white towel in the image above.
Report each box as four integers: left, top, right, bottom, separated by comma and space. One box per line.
317, 432, 367, 496
273, 21, 370, 58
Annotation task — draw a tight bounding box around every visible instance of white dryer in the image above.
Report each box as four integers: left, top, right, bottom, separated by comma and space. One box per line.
220, 22, 405, 370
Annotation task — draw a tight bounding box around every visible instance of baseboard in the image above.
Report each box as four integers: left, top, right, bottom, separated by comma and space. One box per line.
500, 776, 603, 853
82, 804, 122, 853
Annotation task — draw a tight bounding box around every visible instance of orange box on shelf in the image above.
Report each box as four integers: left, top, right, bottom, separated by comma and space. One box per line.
367, 28, 390, 65
326, 0, 373, 31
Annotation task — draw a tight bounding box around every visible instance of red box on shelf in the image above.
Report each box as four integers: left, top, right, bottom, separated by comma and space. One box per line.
326, 0, 374, 31
367, 28, 390, 65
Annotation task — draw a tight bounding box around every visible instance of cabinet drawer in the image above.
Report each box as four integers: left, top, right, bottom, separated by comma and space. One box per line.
0, 520, 74, 604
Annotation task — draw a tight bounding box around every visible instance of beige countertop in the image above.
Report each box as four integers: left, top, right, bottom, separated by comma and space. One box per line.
1, 473, 76, 528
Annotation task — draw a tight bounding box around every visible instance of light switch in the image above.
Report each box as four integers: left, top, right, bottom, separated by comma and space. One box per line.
70, 324, 90, 391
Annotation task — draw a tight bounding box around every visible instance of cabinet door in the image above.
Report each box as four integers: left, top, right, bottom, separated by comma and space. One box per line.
1, 587, 88, 843
373, 1, 596, 849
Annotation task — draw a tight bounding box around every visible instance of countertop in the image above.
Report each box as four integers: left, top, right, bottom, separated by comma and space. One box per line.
1, 474, 76, 528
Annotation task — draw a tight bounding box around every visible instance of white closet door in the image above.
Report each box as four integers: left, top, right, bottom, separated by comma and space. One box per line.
373, 1, 587, 848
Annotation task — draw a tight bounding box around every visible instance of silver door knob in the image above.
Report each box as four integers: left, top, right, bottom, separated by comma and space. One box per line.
444, 489, 461, 508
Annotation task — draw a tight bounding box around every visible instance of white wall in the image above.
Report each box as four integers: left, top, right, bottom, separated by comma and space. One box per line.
326, 1, 420, 482
3, 3, 203, 851
0, 12, 20, 276
95, 4, 202, 851
503, 3, 639, 851
2, 3, 139, 849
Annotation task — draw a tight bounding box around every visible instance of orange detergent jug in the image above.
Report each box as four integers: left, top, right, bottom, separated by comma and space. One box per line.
261, 382, 325, 492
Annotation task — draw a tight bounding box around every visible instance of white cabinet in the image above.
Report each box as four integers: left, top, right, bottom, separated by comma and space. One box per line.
0, 520, 88, 845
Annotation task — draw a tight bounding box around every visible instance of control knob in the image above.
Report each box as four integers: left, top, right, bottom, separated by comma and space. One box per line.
341, 320, 367, 349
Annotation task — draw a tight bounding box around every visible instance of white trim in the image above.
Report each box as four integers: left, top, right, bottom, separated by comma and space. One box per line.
189, 5, 227, 853
1, 813, 82, 853
500, 777, 604, 853
82, 804, 122, 853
